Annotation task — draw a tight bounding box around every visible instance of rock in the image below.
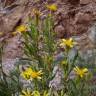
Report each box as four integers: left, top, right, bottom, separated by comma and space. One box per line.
68, 0, 80, 5
49, 65, 63, 91
54, 52, 65, 63
69, 70, 76, 79
0, 6, 25, 33
93, 0, 96, 2
2, 35, 23, 74
88, 23, 96, 45
73, 23, 96, 65
75, 24, 88, 34
74, 12, 92, 24
80, 0, 92, 5
2, 58, 18, 75
4, 0, 16, 6
55, 25, 65, 38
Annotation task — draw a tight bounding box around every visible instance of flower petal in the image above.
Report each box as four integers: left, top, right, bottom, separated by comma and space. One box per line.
82, 68, 88, 73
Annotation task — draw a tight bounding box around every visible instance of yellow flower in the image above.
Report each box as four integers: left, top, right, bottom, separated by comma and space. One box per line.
21, 68, 43, 80
32, 90, 40, 96
74, 66, 88, 78
20, 89, 32, 96
33, 9, 42, 16
16, 25, 27, 33
46, 4, 57, 11
21, 68, 33, 80
31, 70, 43, 79
60, 38, 76, 48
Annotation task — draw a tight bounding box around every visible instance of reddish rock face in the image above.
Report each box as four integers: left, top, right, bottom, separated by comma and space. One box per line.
55, 25, 66, 38
93, 0, 96, 2
68, 0, 80, 5
0, 0, 96, 38
74, 12, 92, 24
2, 0, 16, 6
80, 0, 92, 5
55, 11, 93, 37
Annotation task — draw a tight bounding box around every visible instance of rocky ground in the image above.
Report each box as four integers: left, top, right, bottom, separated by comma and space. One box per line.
0, 0, 96, 96
0, 0, 96, 77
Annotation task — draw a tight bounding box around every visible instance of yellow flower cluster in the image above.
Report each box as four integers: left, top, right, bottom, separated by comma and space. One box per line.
16, 25, 27, 33
46, 4, 57, 11
12, 25, 27, 35
74, 66, 88, 78
20, 89, 49, 96
33, 9, 42, 16
21, 68, 43, 80
60, 38, 76, 49
20, 89, 32, 96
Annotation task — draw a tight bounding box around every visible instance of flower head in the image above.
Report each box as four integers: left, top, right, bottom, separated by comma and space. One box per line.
32, 9, 42, 25
33, 9, 42, 16
32, 90, 40, 96
21, 68, 33, 80
60, 38, 76, 48
21, 68, 43, 80
74, 66, 88, 78
46, 4, 57, 11
31, 70, 43, 79
16, 25, 27, 33
20, 89, 32, 96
